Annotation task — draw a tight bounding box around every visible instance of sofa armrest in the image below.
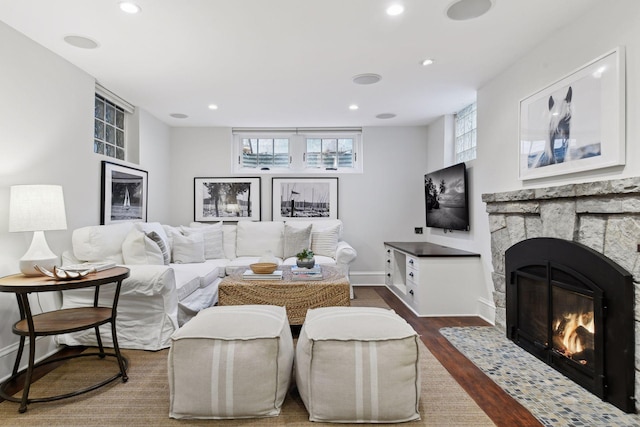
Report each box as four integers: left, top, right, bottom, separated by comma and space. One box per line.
335, 241, 357, 275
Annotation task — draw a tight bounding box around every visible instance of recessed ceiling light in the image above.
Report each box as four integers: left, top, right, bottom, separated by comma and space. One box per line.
421, 58, 435, 66
386, 4, 405, 16
63, 35, 99, 49
376, 113, 397, 119
119, 2, 141, 14
349, 105, 359, 111
352, 73, 382, 85
208, 104, 218, 110
170, 113, 188, 119
446, 0, 492, 21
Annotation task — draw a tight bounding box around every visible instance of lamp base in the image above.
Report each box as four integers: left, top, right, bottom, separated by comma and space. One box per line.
19, 231, 60, 276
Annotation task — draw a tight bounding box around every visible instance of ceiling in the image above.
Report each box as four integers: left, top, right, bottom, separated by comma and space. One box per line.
0, 0, 599, 128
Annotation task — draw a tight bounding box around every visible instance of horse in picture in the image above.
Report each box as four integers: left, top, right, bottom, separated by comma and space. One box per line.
533, 86, 572, 168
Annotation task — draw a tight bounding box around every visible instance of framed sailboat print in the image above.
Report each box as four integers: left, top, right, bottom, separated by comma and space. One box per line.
272, 177, 338, 221
101, 161, 148, 225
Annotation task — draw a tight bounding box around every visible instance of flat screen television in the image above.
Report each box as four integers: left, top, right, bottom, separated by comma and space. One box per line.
424, 162, 470, 231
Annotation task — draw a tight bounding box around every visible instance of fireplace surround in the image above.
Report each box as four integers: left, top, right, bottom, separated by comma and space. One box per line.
483, 177, 640, 412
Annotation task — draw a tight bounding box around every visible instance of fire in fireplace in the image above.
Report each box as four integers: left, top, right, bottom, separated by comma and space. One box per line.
505, 238, 635, 413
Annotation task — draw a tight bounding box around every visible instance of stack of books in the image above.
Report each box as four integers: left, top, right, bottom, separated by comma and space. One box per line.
63, 261, 117, 272
242, 269, 283, 280
291, 265, 323, 280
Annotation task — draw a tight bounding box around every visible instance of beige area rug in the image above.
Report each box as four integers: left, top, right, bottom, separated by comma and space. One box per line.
0, 289, 494, 426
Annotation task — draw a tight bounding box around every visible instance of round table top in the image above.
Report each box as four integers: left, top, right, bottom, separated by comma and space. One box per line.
0, 267, 130, 293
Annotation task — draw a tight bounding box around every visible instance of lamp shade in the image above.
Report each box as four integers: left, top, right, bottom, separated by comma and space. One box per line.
9, 185, 67, 232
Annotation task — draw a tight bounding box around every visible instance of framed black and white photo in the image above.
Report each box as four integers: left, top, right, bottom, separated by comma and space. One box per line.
101, 161, 148, 225
518, 47, 625, 180
272, 177, 338, 221
194, 177, 261, 222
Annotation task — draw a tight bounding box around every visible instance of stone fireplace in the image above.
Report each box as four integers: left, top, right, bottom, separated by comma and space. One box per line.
483, 177, 640, 411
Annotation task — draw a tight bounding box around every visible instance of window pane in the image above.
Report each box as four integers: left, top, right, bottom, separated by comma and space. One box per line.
106, 144, 115, 157
105, 104, 115, 125
116, 110, 125, 129
241, 138, 289, 168
94, 139, 104, 154
94, 120, 104, 139
106, 126, 115, 144
338, 138, 354, 167
116, 130, 124, 147
95, 98, 105, 119
116, 148, 125, 160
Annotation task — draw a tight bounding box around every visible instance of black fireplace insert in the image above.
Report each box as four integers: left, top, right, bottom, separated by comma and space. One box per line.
505, 237, 635, 413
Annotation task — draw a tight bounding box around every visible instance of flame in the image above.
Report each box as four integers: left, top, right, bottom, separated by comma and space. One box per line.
553, 311, 594, 355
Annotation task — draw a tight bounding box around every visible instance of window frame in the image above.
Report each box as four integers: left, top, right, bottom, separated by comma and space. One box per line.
94, 83, 135, 161
232, 128, 363, 174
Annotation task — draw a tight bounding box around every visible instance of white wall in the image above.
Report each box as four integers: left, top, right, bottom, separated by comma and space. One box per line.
168, 126, 430, 284
0, 21, 172, 381
441, 1, 640, 324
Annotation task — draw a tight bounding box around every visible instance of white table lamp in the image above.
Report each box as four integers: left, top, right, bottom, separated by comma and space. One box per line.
9, 185, 68, 276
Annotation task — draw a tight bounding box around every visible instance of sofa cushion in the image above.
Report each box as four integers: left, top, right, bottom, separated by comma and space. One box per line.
222, 225, 237, 259
171, 232, 205, 264
311, 223, 340, 257
181, 222, 224, 260
147, 231, 170, 265
283, 224, 312, 259
135, 222, 170, 252
122, 229, 166, 265
72, 222, 135, 264
285, 219, 343, 238
236, 221, 284, 258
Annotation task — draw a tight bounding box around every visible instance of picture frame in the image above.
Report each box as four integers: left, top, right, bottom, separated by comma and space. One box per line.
194, 177, 261, 222
101, 161, 148, 225
518, 47, 625, 180
272, 177, 338, 221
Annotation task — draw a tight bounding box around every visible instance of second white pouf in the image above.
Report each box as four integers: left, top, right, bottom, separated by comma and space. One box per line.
295, 306, 421, 423
168, 305, 294, 419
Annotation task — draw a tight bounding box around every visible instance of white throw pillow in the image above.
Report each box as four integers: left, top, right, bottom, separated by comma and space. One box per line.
122, 229, 165, 265
181, 222, 225, 260
283, 224, 312, 258
236, 221, 284, 258
135, 222, 170, 252
311, 223, 340, 258
172, 232, 205, 264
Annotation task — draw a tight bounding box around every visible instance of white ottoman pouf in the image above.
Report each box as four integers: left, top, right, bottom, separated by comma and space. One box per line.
168, 305, 294, 419
296, 307, 421, 423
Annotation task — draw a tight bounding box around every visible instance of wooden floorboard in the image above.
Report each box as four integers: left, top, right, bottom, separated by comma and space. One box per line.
370, 286, 543, 427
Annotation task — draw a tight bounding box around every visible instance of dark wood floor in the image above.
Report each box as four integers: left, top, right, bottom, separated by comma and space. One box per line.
2, 286, 542, 426
371, 286, 542, 427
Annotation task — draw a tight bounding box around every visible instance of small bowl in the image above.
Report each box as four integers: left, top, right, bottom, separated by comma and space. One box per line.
250, 262, 278, 274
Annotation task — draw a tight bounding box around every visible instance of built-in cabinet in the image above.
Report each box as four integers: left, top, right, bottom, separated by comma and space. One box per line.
384, 242, 482, 317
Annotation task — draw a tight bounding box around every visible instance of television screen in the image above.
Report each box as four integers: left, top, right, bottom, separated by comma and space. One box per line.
425, 162, 470, 231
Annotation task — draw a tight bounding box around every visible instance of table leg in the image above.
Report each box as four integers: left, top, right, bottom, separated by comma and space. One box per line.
18, 294, 36, 413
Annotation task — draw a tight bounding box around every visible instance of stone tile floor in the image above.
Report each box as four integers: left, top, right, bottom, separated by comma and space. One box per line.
441, 326, 640, 427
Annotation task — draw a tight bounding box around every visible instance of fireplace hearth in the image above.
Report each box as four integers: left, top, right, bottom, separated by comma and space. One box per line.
506, 237, 634, 413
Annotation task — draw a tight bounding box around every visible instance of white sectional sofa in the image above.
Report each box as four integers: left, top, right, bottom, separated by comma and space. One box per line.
55, 219, 356, 351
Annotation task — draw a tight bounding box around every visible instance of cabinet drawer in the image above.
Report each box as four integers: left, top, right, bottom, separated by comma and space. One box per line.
407, 268, 418, 285
406, 256, 418, 270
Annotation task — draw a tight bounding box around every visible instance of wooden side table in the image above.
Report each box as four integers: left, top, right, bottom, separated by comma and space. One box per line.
0, 267, 130, 413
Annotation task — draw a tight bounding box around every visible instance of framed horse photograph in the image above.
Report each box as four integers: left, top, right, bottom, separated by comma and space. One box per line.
518, 47, 625, 180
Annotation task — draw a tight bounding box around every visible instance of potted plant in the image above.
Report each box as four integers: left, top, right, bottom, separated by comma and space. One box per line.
296, 249, 315, 268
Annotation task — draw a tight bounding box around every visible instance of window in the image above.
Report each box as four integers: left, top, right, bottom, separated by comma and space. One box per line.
232, 128, 362, 174
241, 137, 290, 169
305, 138, 354, 169
93, 84, 134, 160
455, 102, 477, 162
